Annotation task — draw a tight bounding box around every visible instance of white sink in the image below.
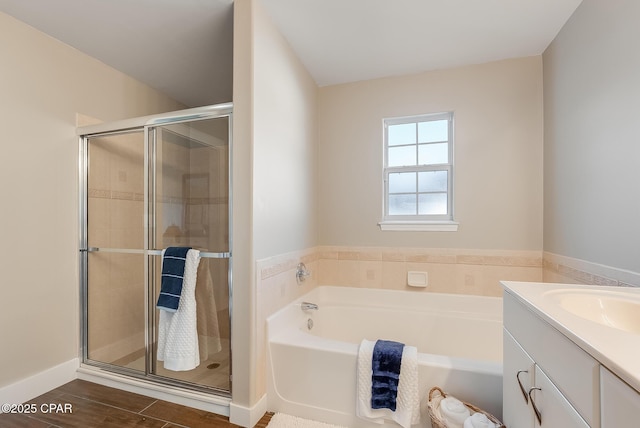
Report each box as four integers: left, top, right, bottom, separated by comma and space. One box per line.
545, 289, 640, 334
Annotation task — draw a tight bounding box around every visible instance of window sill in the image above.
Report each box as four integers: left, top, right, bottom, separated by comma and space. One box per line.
378, 220, 459, 232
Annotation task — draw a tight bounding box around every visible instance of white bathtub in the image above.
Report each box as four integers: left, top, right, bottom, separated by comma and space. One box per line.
266, 286, 503, 427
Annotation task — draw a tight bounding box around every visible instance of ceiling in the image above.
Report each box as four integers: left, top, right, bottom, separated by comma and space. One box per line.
0, 0, 582, 107
263, 0, 583, 87
0, 0, 234, 108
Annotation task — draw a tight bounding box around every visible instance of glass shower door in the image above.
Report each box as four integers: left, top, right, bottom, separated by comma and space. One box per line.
80, 105, 232, 395
85, 130, 147, 372
149, 117, 231, 391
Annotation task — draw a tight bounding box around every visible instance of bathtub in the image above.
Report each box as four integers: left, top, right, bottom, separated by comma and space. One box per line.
266, 286, 503, 427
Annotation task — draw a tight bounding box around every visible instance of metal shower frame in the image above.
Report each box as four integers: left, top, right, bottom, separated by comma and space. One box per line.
77, 103, 233, 396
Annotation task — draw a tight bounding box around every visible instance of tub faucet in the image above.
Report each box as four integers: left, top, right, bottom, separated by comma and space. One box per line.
296, 262, 311, 283
300, 301, 318, 312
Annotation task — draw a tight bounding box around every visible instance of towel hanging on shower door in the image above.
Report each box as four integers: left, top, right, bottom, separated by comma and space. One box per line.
157, 248, 201, 371
196, 261, 222, 360
157, 246, 192, 312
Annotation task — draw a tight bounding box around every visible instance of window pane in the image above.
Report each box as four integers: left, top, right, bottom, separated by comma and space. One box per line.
388, 123, 416, 146
418, 142, 448, 164
418, 120, 448, 143
418, 171, 448, 192
388, 145, 416, 166
389, 194, 416, 215
389, 172, 416, 193
418, 193, 447, 215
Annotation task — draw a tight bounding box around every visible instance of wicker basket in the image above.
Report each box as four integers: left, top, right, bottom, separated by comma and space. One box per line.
427, 386, 505, 428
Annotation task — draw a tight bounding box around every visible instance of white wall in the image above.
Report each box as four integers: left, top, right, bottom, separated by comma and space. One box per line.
318, 57, 544, 251
230, 0, 254, 416
231, 0, 319, 415
0, 11, 183, 388
252, 1, 318, 261
543, 0, 640, 273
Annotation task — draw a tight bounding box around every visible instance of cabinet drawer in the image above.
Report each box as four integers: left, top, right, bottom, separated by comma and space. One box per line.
601, 366, 640, 427
504, 293, 600, 427
532, 366, 589, 428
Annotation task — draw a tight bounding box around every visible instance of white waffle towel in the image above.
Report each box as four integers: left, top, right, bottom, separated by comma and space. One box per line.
157, 249, 201, 371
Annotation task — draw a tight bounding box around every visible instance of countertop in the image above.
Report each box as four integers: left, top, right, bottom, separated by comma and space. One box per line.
501, 281, 640, 393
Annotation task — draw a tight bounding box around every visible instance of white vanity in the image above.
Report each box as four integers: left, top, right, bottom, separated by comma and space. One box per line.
502, 281, 640, 428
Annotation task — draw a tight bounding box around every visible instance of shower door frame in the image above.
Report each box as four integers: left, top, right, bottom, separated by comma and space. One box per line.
78, 103, 233, 396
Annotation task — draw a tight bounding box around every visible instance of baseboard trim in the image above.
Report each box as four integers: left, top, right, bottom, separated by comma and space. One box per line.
230, 394, 268, 427
0, 358, 79, 406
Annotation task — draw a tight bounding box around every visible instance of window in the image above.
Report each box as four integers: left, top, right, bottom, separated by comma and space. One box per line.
380, 112, 458, 231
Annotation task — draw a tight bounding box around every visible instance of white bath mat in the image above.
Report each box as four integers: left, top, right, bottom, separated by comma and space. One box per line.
266, 413, 348, 428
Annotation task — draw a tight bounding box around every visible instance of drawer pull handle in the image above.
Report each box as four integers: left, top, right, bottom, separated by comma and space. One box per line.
516, 370, 529, 403
528, 387, 542, 425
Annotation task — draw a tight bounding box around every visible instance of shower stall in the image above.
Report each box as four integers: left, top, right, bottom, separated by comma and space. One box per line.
78, 104, 232, 396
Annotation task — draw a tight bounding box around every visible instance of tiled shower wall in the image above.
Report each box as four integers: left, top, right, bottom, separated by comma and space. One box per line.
87, 133, 146, 363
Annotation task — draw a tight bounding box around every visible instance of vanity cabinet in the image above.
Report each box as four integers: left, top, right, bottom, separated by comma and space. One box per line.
503, 330, 589, 428
502, 281, 640, 428
503, 292, 597, 428
600, 366, 640, 428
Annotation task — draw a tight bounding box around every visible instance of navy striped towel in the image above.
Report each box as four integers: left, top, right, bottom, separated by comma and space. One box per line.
156, 247, 192, 312
371, 339, 405, 411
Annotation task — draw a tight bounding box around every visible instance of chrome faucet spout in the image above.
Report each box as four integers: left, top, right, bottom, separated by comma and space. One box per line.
300, 301, 318, 311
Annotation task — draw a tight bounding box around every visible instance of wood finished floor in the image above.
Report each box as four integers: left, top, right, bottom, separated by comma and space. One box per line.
0, 380, 273, 428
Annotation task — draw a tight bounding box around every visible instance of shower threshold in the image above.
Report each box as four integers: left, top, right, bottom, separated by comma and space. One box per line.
76, 364, 231, 416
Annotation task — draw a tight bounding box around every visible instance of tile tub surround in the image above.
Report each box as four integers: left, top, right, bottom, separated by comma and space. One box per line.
315, 247, 543, 297
256, 248, 319, 401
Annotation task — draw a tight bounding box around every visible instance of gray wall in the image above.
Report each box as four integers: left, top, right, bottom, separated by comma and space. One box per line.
543, 0, 640, 272
252, 0, 318, 261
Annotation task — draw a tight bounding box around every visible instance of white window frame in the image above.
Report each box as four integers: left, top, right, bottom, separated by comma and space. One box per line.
379, 112, 458, 232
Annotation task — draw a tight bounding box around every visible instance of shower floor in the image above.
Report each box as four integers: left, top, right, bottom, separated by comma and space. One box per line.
118, 338, 230, 391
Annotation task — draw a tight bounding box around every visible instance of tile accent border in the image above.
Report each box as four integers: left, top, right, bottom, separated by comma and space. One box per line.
88, 188, 228, 205
88, 188, 144, 202
543, 252, 640, 287
316, 246, 542, 267
258, 249, 319, 280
